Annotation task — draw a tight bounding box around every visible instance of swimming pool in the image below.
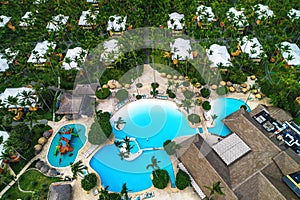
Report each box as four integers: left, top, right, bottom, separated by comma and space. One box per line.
47, 124, 86, 167
90, 99, 197, 192
205, 98, 250, 137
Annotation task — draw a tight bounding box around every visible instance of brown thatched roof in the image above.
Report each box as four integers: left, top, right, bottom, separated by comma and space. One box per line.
36, 160, 44, 169
234, 172, 286, 200
48, 168, 57, 177
266, 106, 293, 122
41, 164, 49, 173
43, 130, 52, 139
48, 183, 72, 200
56, 93, 95, 116
178, 135, 238, 200
73, 83, 99, 95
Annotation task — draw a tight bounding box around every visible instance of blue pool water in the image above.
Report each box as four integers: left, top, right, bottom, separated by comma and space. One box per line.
205, 98, 250, 137
47, 124, 86, 167
90, 99, 196, 192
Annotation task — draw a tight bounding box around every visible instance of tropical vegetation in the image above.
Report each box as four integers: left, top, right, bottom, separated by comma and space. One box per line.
163, 140, 181, 155
151, 169, 170, 189
81, 173, 98, 191
175, 169, 191, 190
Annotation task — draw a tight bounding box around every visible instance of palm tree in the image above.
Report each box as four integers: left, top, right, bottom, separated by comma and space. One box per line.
146, 156, 160, 170
114, 117, 126, 130
211, 114, 218, 125
99, 186, 110, 200
5, 96, 19, 109
204, 181, 225, 200
70, 160, 87, 179
121, 183, 130, 200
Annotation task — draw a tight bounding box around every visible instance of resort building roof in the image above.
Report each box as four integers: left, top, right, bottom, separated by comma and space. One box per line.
100, 39, 120, 62
48, 183, 72, 200
107, 15, 127, 32
170, 38, 192, 61
167, 12, 184, 30
178, 105, 300, 199
240, 36, 265, 58
27, 41, 56, 64
0, 15, 11, 27
0, 87, 36, 108
73, 83, 99, 95
78, 10, 98, 26
226, 7, 248, 27
46, 14, 69, 32
196, 5, 216, 22
0, 131, 9, 163
56, 93, 95, 117
206, 44, 232, 68
253, 4, 274, 20
278, 41, 300, 66
0, 49, 18, 72
19, 11, 37, 27
62, 47, 87, 70
288, 8, 300, 21
212, 133, 251, 166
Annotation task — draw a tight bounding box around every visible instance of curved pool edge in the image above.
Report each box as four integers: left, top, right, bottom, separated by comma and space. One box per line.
46, 122, 88, 169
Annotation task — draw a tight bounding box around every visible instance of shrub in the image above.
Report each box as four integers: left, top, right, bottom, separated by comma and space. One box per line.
115, 89, 128, 102
81, 173, 97, 191
96, 88, 111, 99
216, 86, 228, 96
175, 169, 191, 190
168, 92, 176, 99
183, 90, 194, 99
200, 88, 210, 98
188, 114, 201, 124
136, 94, 142, 99
151, 82, 159, 89
88, 111, 112, 145
182, 81, 190, 87
152, 169, 169, 189
202, 101, 211, 111
163, 140, 181, 155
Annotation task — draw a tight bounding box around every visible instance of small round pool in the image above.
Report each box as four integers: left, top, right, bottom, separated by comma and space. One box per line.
90, 99, 196, 192
47, 124, 86, 167
205, 98, 250, 137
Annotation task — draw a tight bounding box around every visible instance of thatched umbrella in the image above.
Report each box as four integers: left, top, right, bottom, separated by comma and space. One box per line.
226, 81, 232, 86
242, 88, 248, 93
34, 144, 43, 155
36, 160, 45, 169
167, 74, 172, 79
241, 83, 247, 88
211, 84, 218, 90
38, 137, 47, 145
181, 87, 187, 92
229, 86, 235, 92
195, 82, 201, 88
255, 93, 262, 99
173, 75, 178, 80
250, 75, 256, 80
41, 164, 50, 173
102, 84, 108, 88
179, 75, 184, 80
220, 81, 226, 86
161, 72, 166, 77
43, 131, 52, 139
124, 84, 131, 89
49, 168, 57, 177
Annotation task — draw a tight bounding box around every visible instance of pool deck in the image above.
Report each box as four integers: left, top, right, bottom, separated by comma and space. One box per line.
37, 64, 273, 200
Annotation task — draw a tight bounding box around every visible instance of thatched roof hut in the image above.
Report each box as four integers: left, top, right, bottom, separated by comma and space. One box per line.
43, 130, 52, 139
35, 160, 44, 169
48, 183, 72, 200
41, 164, 50, 173
38, 137, 47, 145
48, 168, 58, 177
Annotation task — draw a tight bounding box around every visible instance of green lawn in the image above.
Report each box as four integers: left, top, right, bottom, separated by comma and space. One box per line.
1, 169, 61, 200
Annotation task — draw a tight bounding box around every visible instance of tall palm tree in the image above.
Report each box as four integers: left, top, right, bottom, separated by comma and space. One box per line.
70, 160, 87, 179
146, 156, 160, 170
204, 181, 225, 200
121, 183, 130, 200
114, 117, 126, 130
211, 114, 218, 125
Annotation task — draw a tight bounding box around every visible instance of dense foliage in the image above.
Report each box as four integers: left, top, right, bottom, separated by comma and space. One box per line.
175, 169, 191, 190
81, 173, 98, 191
88, 111, 112, 145
163, 140, 181, 155
183, 90, 195, 99
216, 86, 228, 96
152, 169, 170, 189
202, 101, 211, 111
115, 89, 129, 102
188, 114, 201, 124
96, 88, 111, 99
200, 88, 211, 98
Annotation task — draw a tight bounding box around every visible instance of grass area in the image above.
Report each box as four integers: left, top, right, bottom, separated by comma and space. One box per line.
1, 169, 61, 200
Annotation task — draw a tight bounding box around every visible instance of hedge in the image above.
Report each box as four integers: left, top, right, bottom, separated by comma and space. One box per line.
216, 86, 228, 96
202, 101, 211, 111
96, 88, 111, 99
81, 173, 97, 191
200, 88, 210, 98
152, 169, 169, 189
188, 114, 201, 124
175, 169, 191, 190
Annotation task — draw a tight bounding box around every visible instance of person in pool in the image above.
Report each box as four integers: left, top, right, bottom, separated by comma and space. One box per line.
59, 158, 62, 165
